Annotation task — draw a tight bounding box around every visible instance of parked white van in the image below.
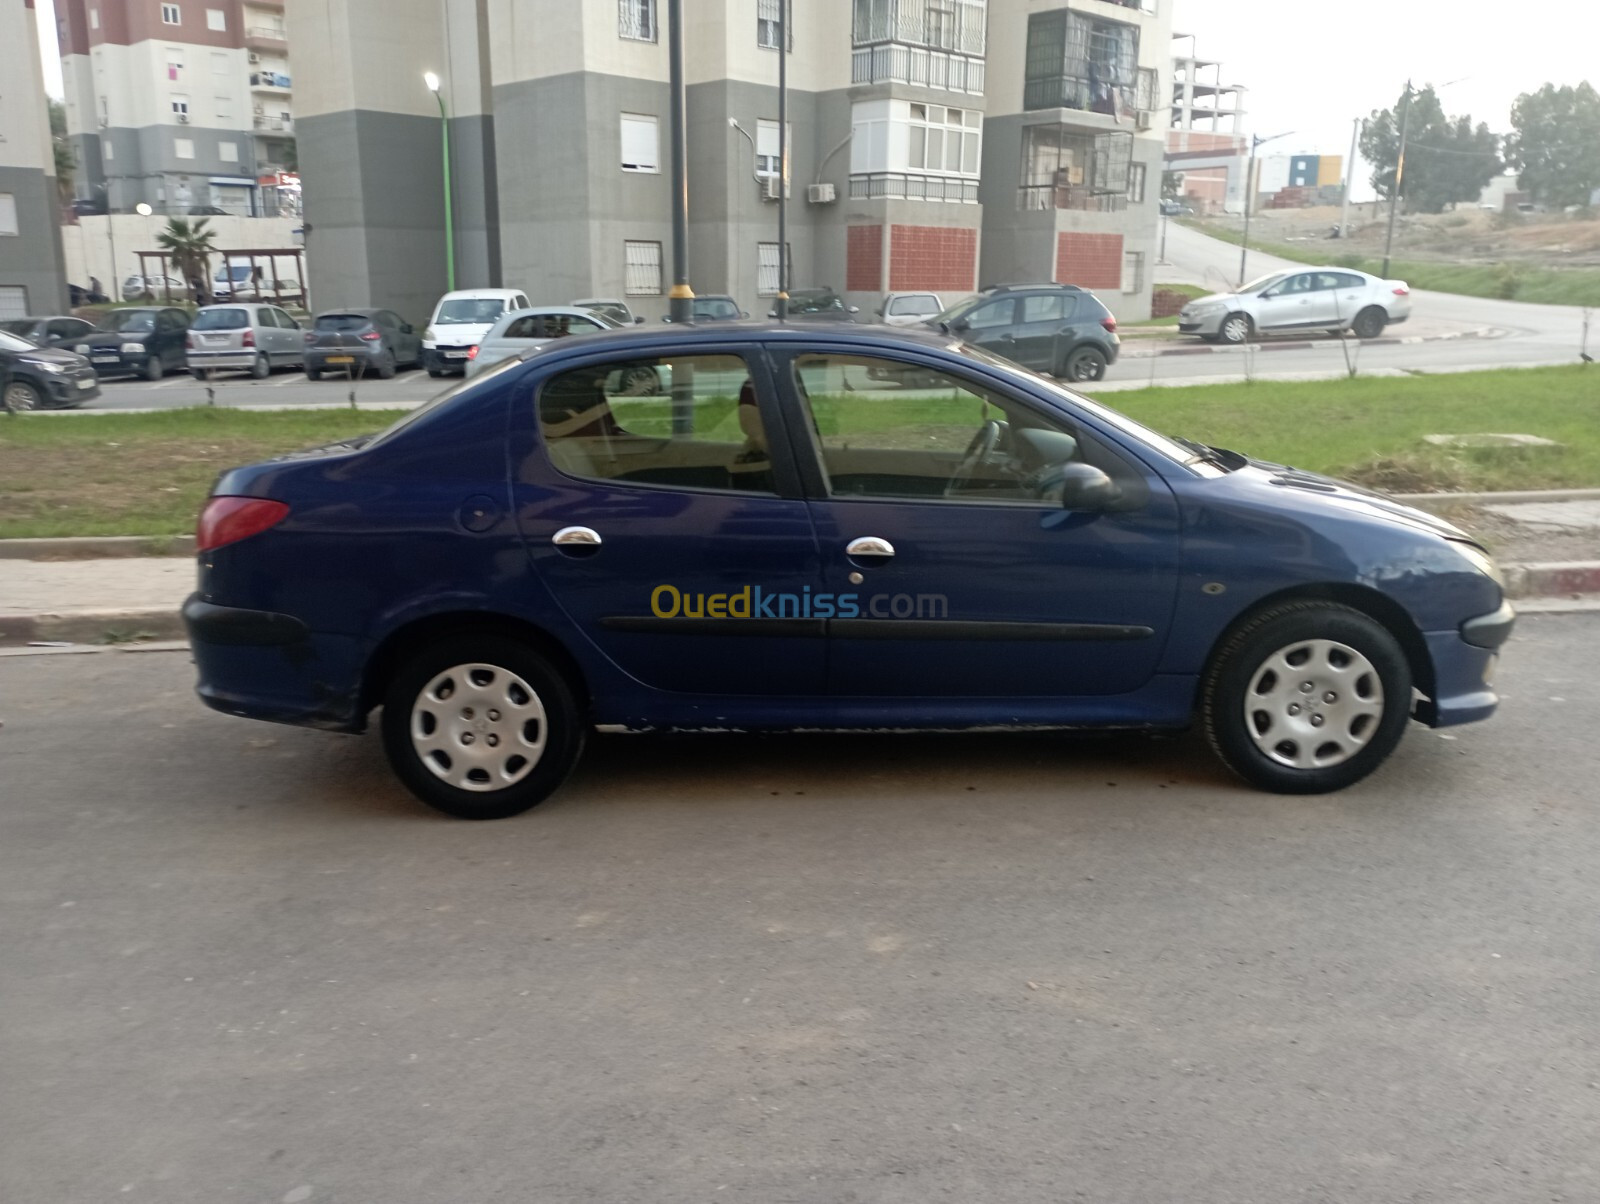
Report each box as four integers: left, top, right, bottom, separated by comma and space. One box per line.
423, 288, 530, 376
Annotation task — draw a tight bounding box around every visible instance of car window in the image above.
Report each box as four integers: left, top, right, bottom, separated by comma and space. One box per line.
315, 313, 372, 332
105, 311, 155, 333
1020, 294, 1070, 323
537, 354, 774, 495
0, 330, 36, 353
566, 316, 604, 334
791, 352, 1112, 505
275, 309, 299, 329
376, 311, 397, 329
692, 299, 740, 320
193, 308, 251, 331
503, 316, 541, 340
888, 295, 940, 317
49, 319, 89, 339
514, 295, 530, 310
155, 311, 182, 333
1333, 273, 1366, 289
962, 299, 1015, 330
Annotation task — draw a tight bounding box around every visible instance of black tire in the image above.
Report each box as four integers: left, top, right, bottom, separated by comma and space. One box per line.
380, 635, 586, 820
427, 367, 445, 379
616, 365, 660, 396
1219, 312, 1253, 344
250, 353, 270, 380
1351, 307, 1387, 339
305, 367, 322, 381
4, 379, 42, 412
376, 351, 397, 380
1202, 601, 1413, 794
144, 355, 164, 382
1062, 346, 1108, 383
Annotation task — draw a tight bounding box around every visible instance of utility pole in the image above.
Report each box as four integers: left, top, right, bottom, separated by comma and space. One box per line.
774, 0, 788, 320
424, 72, 455, 291
1381, 81, 1412, 278
1338, 116, 1360, 238
1238, 130, 1292, 286
666, 0, 693, 325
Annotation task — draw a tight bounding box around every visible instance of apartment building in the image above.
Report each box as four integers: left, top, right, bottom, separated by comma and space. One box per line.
290, 0, 1169, 324
1164, 36, 1248, 213
56, 0, 296, 216
1, 0, 69, 317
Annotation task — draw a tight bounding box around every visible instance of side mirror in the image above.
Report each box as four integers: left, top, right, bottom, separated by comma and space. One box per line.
661, 316, 673, 323
1057, 463, 1120, 512
634, 316, 645, 324
739, 311, 749, 319
767, 309, 778, 319
951, 318, 970, 334
848, 305, 860, 314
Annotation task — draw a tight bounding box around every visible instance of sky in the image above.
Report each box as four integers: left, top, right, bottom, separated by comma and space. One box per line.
33, 0, 1596, 198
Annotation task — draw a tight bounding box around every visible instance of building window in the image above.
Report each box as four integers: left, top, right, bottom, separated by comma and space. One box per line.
175, 138, 195, 159
206, 8, 225, 30
1126, 162, 1146, 204
1023, 9, 1139, 114
0, 194, 18, 236
757, 242, 791, 296
755, 120, 789, 177
89, 9, 99, 30
620, 114, 659, 173
618, 0, 655, 42
171, 96, 190, 118
907, 103, 981, 176
167, 51, 183, 81
219, 141, 238, 161
1123, 251, 1144, 293
756, 0, 791, 50
103, 142, 114, 160
851, 0, 987, 55
624, 241, 663, 295
212, 51, 229, 75
215, 95, 232, 121
161, 3, 181, 25
1018, 124, 1132, 211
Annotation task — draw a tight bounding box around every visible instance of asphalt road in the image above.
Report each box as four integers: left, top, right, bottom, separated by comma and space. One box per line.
4, 613, 1598, 1202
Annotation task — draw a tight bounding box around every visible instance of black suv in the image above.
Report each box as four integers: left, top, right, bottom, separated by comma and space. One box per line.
930, 284, 1119, 382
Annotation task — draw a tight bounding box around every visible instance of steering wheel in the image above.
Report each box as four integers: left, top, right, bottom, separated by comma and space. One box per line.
945, 419, 1005, 497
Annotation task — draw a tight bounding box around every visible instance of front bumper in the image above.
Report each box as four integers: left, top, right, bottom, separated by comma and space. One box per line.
1414, 602, 1516, 727
37, 371, 101, 405
1178, 310, 1225, 335
82, 349, 147, 375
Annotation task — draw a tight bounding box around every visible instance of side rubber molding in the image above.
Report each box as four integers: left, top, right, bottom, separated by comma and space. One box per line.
184, 594, 310, 646
1461, 600, 1516, 650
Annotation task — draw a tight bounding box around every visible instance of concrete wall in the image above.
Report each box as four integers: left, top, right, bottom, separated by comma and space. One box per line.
1, 2, 68, 313
62, 214, 304, 300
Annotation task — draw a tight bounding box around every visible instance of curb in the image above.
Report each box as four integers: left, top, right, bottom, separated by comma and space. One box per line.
1505, 561, 1600, 600
1394, 488, 1600, 510
0, 535, 196, 560
1119, 326, 1504, 359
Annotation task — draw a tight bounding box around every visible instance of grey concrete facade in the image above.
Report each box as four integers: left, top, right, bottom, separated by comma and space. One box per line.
0, 166, 69, 314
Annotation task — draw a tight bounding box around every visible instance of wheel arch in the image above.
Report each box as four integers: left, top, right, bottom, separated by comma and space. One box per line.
359, 610, 591, 717
1202, 582, 1436, 705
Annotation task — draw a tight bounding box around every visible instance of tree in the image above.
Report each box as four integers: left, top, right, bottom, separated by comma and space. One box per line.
156, 218, 219, 302
1506, 82, 1600, 209
48, 98, 76, 203
1359, 85, 1501, 213
1161, 170, 1184, 201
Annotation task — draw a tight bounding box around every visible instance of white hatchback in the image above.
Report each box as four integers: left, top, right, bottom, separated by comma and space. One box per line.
1178, 268, 1411, 344
423, 287, 530, 376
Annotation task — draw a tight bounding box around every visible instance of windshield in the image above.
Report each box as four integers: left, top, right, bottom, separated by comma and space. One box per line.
1238, 272, 1289, 295
192, 307, 250, 331
0, 330, 38, 353
692, 298, 740, 319
436, 298, 506, 324
0, 321, 39, 341
102, 311, 156, 332
932, 294, 984, 325
315, 313, 375, 332
889, 295, 941, 317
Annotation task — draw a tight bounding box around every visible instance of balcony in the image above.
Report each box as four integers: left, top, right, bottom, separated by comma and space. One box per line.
848, 172, 980, 203
1017, 184, 1127, 213
254, 114, 293, 133
244, 26, 287, 52
250, 71, 292, 92
1023, 66, 1159, 121
851, 44, 985, 94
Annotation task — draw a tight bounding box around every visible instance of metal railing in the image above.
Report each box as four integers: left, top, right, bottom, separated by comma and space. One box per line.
245, 25, 286, 40
1017, 184, 1127, 212
851, 44, 985, 93
849, 172, 980, 203
618, 0, 656, 42
253, 115, 292, 131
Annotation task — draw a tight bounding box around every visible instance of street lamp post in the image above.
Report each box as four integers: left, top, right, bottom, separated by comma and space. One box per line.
1380, 81, 1413, 279
423, 72, 455, 292
1238, 129, 1292, 286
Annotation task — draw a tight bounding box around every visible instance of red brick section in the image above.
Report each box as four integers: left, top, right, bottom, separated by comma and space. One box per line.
1151, 287, 1190, 318
888, 225, 977, 292
847, 225, 883, 294
1055, 233, 1123, 290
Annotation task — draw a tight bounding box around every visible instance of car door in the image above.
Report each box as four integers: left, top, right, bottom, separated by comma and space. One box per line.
1254, 273, 1335, 331
952, 296, 1019, 361
273, 308, 303, 363
509, 344, 827, 695
157, 309, 188, 365
772, 344, 1181, 698
1329, 272, 1370, 328
47, 319, 92, 347
1009, 292, 1074, 373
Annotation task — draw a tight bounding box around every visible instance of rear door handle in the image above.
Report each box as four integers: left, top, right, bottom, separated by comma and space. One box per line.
552, 526, 603, 556
846, 536, 894, 560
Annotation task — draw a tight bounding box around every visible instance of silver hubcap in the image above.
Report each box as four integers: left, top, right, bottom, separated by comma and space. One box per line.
5, 383, 38, 410
410, 662, 547, 792
1223, 318, 1248, 342
1244, 638, 1384, 770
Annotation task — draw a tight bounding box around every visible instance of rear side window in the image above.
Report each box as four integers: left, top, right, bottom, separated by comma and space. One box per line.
193, 308, 250, 330
315, 313, 372, 332
1020, 294, 1070, 323
503, 316, 542, 339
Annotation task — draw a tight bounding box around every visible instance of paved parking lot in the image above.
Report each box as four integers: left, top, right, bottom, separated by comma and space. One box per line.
3, 614, 1598, 1201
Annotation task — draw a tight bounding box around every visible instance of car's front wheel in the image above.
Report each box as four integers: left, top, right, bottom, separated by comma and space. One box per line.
1202, 602, 1412, 794
3, 379, 42, 412
1219, 313, 1253, 344
380, 636, 586, 819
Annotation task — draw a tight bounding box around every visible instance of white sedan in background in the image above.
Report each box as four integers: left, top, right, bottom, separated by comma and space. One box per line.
466, 306, 620, 378
1178, 268, 1411, 344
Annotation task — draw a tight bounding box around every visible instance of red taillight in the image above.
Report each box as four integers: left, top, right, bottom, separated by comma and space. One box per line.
304, 331, 316, 344
196, 497, 289, 552
1392, 286, 1410, 296
185, 332, 195, 349
241, 328, 255, 348
360, 330, 382, 341
1100, 316, 1118, 333
467, 345, 479, 359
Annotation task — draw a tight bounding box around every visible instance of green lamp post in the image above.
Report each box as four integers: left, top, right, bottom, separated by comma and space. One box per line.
424, 71, 455, 292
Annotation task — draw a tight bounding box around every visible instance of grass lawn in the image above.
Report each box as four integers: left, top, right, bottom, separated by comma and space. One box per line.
1180, 221, 1600, 307
0, 365, 1595, 539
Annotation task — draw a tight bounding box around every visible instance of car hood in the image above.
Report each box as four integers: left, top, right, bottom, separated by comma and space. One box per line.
1220, 456, 1476, 544
1182, 290, 1243, 310
17, 345, 90, 369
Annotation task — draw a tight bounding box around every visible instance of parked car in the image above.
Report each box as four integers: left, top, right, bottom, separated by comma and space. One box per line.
1159, 199, 1195, 216
466, 306, 620, 378
183, 322, 1510, 820
572, 298, 643, 326
0, 315, 98, 349
874, 292, 943, 327
186, 303, 306, 380
661, 295, 747, 323
929, 284, 1120, 382
423, 288, 531, 376
212, 259, 299, 300
121, 274, 188, 302
73, 307, 191, 380
188, 205, 229, 215
304, 308, 423, 380
1177, 268, 1411, 344
0, 328, 100, 410
772, 287, 859, 320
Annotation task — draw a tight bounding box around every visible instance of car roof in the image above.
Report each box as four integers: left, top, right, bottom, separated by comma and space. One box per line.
985, 282, 1083, 294
437, 288, 525, 300
499, 305, 617, 321
572, 297, 626, 306
515, 321, 964, 367
313, 306, 384, 316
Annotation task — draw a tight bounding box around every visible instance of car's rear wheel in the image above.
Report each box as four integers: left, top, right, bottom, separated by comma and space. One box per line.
4, 380, 42, 412
1219, 313, 1253, 344
376, 350, 397, 380
144, 355, 164, 381
427, 366, 445, 378
1351, 306, 1387, 339
380, 636, 586, 820
1062, 346, 1108, 382
305, 367, 321, 381
250, 353, 270, 380
1202, 601, 1412, 794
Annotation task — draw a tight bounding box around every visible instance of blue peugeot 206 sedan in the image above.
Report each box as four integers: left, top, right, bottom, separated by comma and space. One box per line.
184, 323, 1512, 819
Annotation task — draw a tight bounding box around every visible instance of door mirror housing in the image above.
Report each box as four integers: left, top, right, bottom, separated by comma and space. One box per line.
951, 318, 970, 334
634, 315, 645, 324
1057, 463, 1120, 512
848, 305, 860, 314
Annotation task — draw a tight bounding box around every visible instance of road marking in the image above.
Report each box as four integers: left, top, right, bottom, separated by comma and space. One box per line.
270, 374, 304, 387
143, 377, 191, 389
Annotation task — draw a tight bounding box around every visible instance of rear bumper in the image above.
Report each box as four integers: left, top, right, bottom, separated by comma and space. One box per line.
187, 351, 261, 370
308, 348, 383, 372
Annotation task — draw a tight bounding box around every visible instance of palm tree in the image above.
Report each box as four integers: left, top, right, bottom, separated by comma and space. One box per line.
156, 217, 219, 303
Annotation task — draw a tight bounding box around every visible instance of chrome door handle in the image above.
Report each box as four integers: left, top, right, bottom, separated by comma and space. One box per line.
553, 526, 602, 548
846, 536, 895, 559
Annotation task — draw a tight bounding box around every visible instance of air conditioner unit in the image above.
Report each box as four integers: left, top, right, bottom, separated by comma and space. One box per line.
177, 113, 190, 123
761, 175, 785, 201
807, 182, 836, 204
1135, 109, 1154, 130
248, 51, 261, 63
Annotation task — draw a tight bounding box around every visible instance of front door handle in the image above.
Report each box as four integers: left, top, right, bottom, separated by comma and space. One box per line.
553, 526, 602, 553
846, 536, 895, 560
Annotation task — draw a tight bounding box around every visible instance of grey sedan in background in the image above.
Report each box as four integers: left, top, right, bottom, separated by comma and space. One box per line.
304, 308, 422, 379
466, 306, 620, 378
